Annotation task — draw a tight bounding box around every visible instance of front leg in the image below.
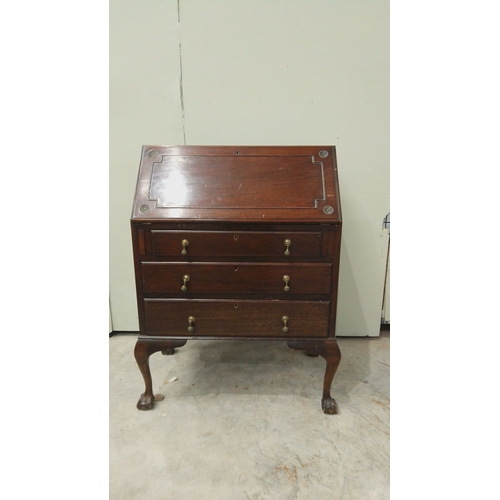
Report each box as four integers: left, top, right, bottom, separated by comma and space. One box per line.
287, 339, 341, 415
319, 340, 341, 414
134, 338, 187, 410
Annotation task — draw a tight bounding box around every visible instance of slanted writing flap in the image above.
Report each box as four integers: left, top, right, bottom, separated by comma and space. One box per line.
132, 146, 341, 223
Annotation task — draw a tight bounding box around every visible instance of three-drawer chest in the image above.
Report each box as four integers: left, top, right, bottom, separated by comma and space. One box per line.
131, 145, 342, 414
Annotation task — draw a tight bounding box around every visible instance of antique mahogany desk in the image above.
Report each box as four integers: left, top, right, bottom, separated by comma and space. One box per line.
131, 145, 342, 414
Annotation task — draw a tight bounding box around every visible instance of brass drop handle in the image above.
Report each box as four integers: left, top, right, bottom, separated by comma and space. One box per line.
181, 239, 189, 255
282, 315, 289, 332
284, 239, 291, 256
187, 316, 195, 332
283, 275, 290, 292
181, 274, 190, 291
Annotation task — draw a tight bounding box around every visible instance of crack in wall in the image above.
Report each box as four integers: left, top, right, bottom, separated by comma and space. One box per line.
177, 0, 186, 144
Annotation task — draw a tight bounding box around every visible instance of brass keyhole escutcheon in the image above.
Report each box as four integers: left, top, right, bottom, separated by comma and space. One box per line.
283, 275, 290, 292
282, 315, 289, 332
181, 239, 189, 255
284, 239, 291, 256
233, 234, 238, 241
187, 316, 195, 332
181, 274, 190, 291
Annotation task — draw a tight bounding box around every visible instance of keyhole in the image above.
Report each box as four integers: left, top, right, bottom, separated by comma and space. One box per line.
234, 303, 238, 309
234, 266, 238, 271
234, 234, 238, 240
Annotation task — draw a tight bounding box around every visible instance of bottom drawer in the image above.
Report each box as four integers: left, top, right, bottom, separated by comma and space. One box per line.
143, 299, 330, 338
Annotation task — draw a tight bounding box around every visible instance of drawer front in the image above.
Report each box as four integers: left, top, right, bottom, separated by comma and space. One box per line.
143, 299, 330, 338
151, 230, 323, 258
141, 262, 332, 295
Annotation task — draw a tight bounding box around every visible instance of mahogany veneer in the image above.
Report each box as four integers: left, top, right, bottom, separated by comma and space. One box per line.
131, 145, 342, 414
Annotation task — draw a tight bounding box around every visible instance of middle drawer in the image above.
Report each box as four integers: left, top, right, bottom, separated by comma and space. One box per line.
141, 262, 332, 295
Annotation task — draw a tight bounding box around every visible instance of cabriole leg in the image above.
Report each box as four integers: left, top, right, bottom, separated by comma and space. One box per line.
134, 339, 187, 410
319, 340, 341, 414
287, 339, 341, 415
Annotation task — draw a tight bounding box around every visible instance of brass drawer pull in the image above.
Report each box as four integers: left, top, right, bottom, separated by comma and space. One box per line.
181, 239, 189, 255
181, 274, 190, 291
283, 275, 290, 292
282, 315, 289, 332
284, 239, 291, 256
187, 316, 195, 332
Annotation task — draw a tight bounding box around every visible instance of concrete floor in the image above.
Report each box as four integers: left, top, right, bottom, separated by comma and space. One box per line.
109, 331, 389, 499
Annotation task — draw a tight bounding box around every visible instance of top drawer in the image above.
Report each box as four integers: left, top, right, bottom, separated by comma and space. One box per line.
151, 230, 323, 258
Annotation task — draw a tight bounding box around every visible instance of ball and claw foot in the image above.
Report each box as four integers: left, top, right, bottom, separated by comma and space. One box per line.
322, 397, 338, 415
136, 393, 165, 411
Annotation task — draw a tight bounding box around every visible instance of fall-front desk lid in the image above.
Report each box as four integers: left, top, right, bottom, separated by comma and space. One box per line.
131, 145, 341, 223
